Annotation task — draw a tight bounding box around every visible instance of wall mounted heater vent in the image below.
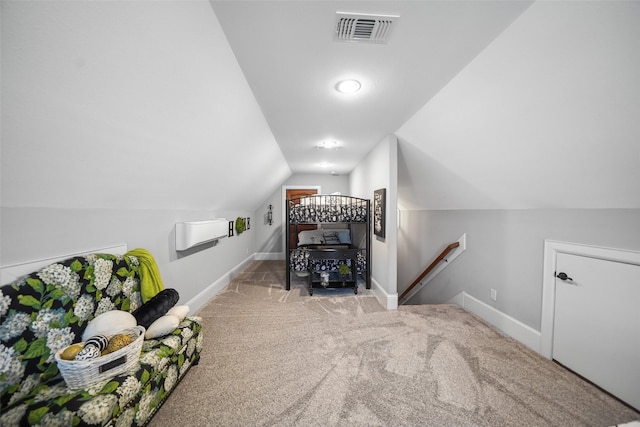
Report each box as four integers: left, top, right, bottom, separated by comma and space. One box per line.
335, 12, 398, 44
176, 219, 228, 251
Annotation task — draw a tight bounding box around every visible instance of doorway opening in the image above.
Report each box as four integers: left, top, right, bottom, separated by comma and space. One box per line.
281, 186, 321, 256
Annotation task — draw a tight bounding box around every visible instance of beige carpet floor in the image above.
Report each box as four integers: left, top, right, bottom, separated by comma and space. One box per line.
149, 261, 639, 426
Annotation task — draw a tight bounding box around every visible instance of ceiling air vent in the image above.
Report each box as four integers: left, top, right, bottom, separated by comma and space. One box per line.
335, 12, 398, 44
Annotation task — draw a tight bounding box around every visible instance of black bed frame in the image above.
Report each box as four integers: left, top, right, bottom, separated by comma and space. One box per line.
285, 194, 371, 294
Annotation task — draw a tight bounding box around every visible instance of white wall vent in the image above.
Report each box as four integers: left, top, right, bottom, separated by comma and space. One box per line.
175, 219, 228, 251
335, 12, 398, 44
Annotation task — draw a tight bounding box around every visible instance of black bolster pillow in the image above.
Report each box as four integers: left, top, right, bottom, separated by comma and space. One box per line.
133, 288, 180, 329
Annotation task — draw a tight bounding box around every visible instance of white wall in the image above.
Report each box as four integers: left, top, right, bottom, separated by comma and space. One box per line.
395, 2, 640, 330
252, 174, 350, 257
398, 209, 640, 330
1, 207, 256, 308
2, 1, 290, 212
396, 1, 640, 211
1, 1, 289, 305
350, 135, 398, 309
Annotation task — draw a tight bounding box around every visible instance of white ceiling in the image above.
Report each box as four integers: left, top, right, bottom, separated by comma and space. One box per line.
397, 0, 640, 209
210, 0, 533, 175
2, 0, 292, 211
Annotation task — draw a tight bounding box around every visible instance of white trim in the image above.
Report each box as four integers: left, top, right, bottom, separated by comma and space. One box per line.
540, 240, 640, 359
370, 276, 398, 310
447, 292, 464, 307
449, 291, 541, 353
400, 233, 467, 304
1, 244, 128, 285
187, 254, 256, 314
254, 252, 284, 261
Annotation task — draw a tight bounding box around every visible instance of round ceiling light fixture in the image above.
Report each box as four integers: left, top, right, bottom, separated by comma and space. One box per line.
335, 79, 361, 94
316, 139, 340, 150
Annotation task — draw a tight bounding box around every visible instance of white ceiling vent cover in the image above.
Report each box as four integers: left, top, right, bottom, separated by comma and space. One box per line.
335, 12, 398, 44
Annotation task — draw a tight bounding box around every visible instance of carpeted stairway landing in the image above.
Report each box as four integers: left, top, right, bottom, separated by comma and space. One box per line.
149, 261, 639, 426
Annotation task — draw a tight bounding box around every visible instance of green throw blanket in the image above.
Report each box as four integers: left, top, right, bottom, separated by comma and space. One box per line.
126, 248, 165, 302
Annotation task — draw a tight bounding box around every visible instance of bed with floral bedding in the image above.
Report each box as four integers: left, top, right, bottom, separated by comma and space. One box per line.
285, 194, 371, 294
0, 252, 203, 426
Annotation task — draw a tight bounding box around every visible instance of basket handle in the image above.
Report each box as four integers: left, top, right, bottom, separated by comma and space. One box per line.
99, 355, 127, 373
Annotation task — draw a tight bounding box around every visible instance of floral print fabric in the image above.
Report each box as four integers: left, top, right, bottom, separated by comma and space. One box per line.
289, 249, 366, 274
288, 196, 369, 279
0, 254, 203, 426
289, 203, 368, 223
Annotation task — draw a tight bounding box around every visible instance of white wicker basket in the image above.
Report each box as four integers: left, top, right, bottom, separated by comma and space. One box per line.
55, 326, 145, 390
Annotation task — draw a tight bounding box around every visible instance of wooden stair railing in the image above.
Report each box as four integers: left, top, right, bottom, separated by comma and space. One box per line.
399, 241, 460, 301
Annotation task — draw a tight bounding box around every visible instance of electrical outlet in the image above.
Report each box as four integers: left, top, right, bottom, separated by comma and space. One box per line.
490, 288, 497, 301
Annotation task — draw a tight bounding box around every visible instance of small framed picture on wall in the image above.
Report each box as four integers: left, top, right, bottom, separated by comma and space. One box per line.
374, 188, 386, 238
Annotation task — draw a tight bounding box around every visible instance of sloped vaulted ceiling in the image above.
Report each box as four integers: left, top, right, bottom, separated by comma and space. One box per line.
397, 1, 640, 210
6, 1, 636, 214
210, 0, 534, 176
1, 0, 291, 212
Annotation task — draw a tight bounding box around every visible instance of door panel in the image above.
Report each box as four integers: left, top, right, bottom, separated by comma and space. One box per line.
286, 188, 318, 249
286, 189, 318, 200
553, 252, 640, 410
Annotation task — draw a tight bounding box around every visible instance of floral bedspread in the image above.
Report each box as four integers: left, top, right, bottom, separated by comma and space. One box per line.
289, 202, 368, 223
289, 248, 366, 274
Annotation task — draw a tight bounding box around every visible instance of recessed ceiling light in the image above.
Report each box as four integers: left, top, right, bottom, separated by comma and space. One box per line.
316, 139, 340, 150
335, 79, 361, 94
319, 162, 331, 168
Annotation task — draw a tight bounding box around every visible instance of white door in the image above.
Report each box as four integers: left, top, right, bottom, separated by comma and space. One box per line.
553, 252, 640, 410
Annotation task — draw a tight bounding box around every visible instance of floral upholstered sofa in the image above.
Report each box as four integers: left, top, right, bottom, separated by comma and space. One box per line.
0, 252, 203, 426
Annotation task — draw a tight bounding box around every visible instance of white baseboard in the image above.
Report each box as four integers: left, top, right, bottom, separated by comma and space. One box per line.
447, 292, 464, 307
251, 252, 398, 310
370, 277, 398, 310
448, 291, 541, 354
254, 252, 284, 261
187, 254, 255, 314
186, 253, 401, 314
